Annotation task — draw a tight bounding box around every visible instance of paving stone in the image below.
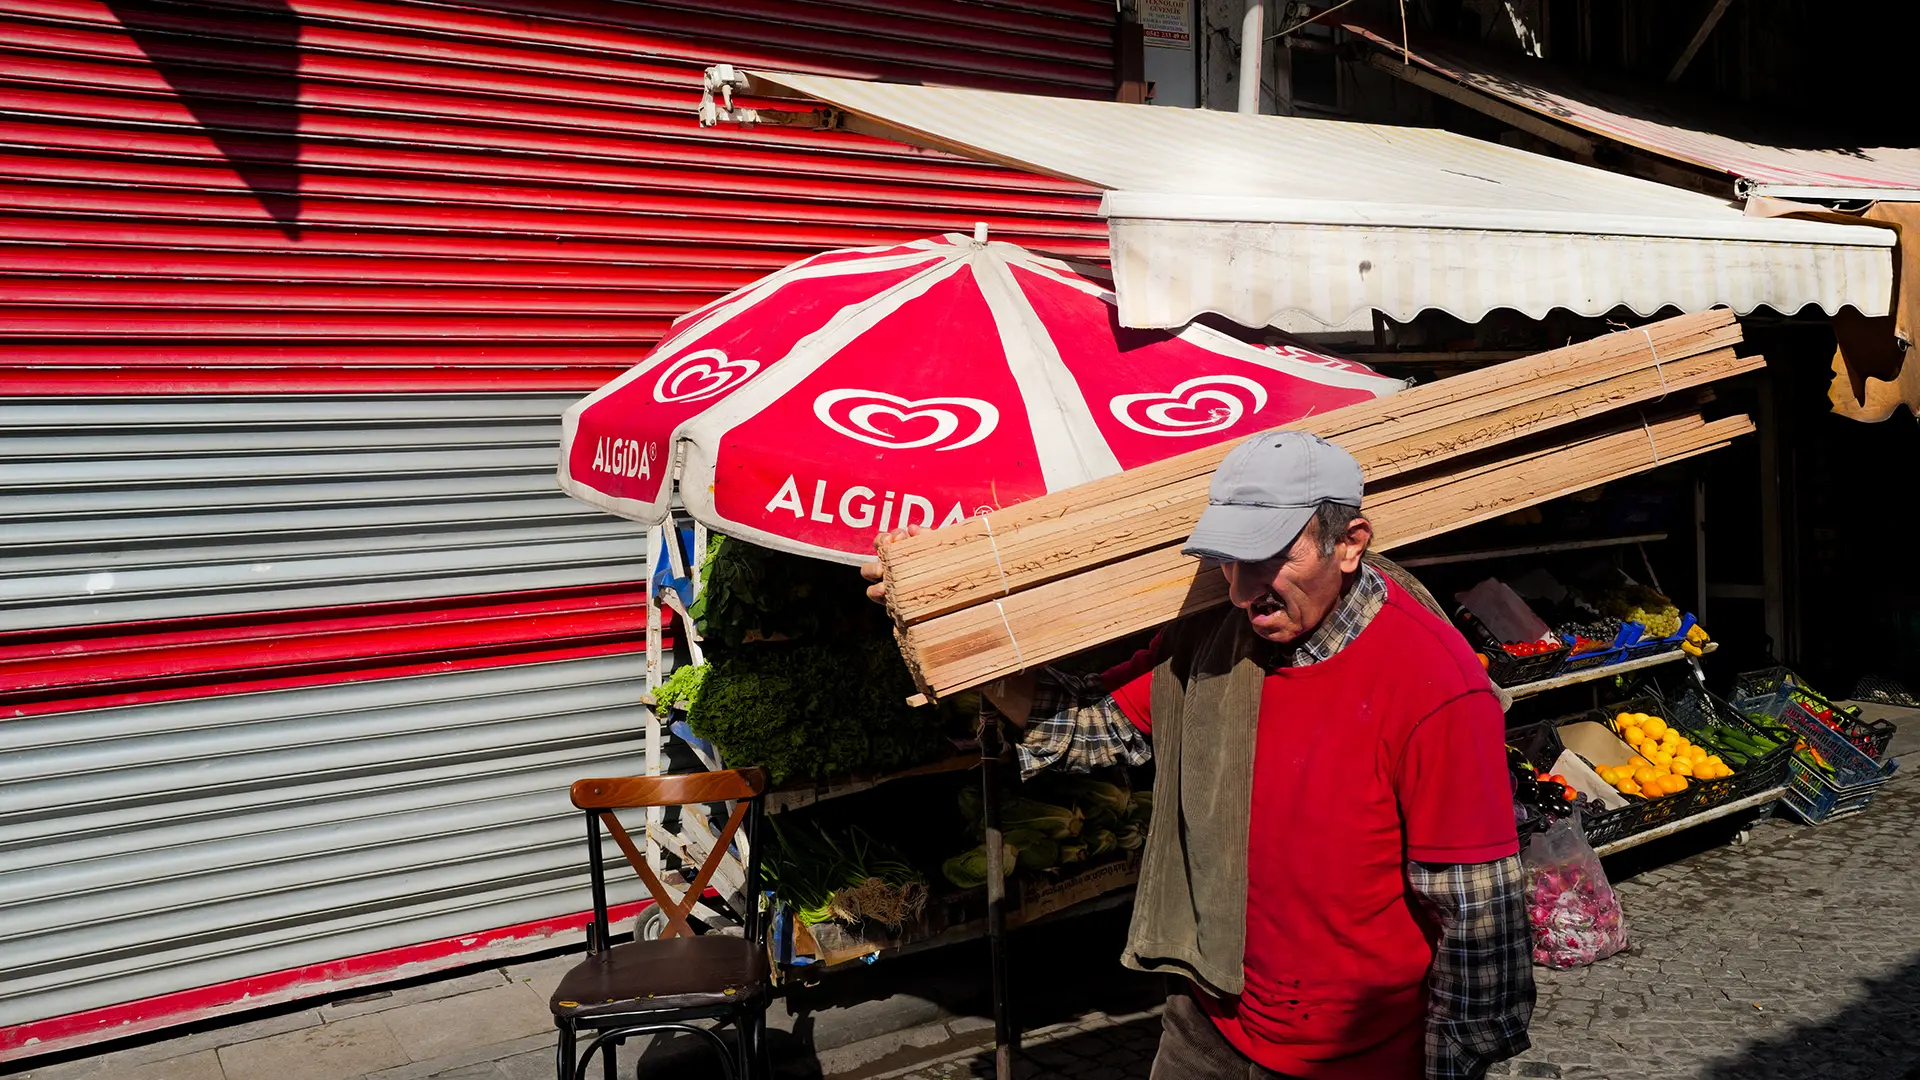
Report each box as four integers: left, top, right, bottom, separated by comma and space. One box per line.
946, 1015, 996, 1036
498, 954, 581, 1012
321, 971, 510, 1023
23, 1011, 326, 1079
488, 1048, 553, 1080
28, 1050, 227, 1080
362, 1035, 553, 1080
216, 1014, 409, 1080
375, 984, 552, 1066
814, 1019, 955, 1075
414, 1065, 500, 1080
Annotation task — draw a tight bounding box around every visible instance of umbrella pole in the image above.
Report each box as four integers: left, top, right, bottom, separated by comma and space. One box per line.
980, 719, 1016, 1080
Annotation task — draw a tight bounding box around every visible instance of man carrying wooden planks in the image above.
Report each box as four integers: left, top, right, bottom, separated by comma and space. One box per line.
865, 432, 1533, 1080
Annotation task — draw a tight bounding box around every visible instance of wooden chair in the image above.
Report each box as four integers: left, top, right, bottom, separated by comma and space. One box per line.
550, 768, 771, 1080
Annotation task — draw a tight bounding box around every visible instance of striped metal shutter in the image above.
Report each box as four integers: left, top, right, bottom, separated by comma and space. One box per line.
0, 0, 1110, 1058
0, 0, 1112, 393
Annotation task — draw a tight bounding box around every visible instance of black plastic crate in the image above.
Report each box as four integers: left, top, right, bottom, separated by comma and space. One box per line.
1734, 668, 1897, 764
1457, 609, 1567, 687
1557, 696, 1711, 846
1658, 685, 1792, 804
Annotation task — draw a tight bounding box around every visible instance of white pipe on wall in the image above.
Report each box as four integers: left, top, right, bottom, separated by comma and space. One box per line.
1238, 0, 1264, 113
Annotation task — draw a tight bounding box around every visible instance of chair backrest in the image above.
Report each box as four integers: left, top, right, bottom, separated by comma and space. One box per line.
571, 767, 770, 946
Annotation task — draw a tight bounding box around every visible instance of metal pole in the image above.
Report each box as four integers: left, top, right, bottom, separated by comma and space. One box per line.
1238, 0, 1265, 114
981, 720, 1015, 1080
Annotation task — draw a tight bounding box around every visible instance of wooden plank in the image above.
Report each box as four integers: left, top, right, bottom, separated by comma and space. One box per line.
881, 312, 1735, 603
883, 328, 1751, 627
899, 412, 1753, 698
883, 313, 1738, 618
1592, 786, 1785, 857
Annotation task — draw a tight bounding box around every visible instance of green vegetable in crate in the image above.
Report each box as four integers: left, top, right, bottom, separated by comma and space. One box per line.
652, 661, 709, 712
764, 817, 927, 928
1059, 840, 1089, 865
1115, 823, 1145, 851
999, 797, 1084, 839
942, 842, 1017, 889
690, 535, 880, 649
685, 636, 941, 784
1128, 790, 1153, 826
1049, 777, 1133, 824
1089, 829, 1118, 857
1006, 830, 1061, 872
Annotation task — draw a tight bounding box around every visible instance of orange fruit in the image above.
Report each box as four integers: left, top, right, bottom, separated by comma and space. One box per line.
1630, 755, 1651, 768
1643, 717, 1668, 739
1634, 767, 1661, 787
1653, 751, 1675, 769
1621, 725, 1645, 746
1665, 775, 1689, 794
1618, 780, 1641, 795
1671, 758, 1693, 777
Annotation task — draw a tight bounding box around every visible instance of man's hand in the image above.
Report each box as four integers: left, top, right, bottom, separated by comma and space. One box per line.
860, 524, 925, 604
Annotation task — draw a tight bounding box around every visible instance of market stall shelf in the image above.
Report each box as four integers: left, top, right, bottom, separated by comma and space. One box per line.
766, 752, 984, 815
1590, 786, 1787, 857
1396, 533, 1667, 568
1507, 643, 1715, 700
773, 853, 1142, 974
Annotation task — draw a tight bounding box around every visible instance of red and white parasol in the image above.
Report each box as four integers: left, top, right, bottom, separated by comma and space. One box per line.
559, 230, 1405, 563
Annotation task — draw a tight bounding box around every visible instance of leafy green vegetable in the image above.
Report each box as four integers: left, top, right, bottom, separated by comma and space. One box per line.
999, 797, 1084, 839
685, 636, 942, 784
653, 661, 709, 712
689, 535, 880, 650
763, 816, 925, 927
678, 535, 948, 783
942, 842, 1016, 889
1006, 829, 1061, 872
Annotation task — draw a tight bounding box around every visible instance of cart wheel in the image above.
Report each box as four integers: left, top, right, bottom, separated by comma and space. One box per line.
1732, 828, 1752, 846
636, 907, 669, 941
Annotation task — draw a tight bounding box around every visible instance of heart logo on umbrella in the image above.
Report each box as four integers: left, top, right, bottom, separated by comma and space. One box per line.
1110, 375, 1270, 437
653, 348, 762, 404
813, 389, 1000, 451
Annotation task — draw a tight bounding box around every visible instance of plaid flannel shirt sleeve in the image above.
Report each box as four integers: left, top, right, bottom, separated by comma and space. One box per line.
1407, 855, 1535, 1080
987, 667, 1152, 780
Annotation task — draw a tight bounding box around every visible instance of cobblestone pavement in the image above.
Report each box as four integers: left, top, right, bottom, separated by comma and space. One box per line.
885, 765, 1920, 1080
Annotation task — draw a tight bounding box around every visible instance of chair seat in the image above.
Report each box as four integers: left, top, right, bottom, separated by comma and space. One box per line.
550, 934, 769, 1019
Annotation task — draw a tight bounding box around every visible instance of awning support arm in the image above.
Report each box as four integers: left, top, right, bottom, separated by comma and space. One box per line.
699, 64, 843, 129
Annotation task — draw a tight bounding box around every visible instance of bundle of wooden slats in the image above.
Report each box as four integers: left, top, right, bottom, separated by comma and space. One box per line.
879, 310, 1760, 701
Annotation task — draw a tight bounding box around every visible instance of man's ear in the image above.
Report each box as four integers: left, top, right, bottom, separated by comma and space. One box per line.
1336, 516, 1372, 574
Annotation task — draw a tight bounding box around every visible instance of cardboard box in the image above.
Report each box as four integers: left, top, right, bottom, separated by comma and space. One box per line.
1558, 720, 1639, 769
1549, 747, 1631, 811
1014, 853, 1140, 925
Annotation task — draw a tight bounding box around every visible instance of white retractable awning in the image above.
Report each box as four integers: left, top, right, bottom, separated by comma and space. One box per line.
711, 71, 1895, 331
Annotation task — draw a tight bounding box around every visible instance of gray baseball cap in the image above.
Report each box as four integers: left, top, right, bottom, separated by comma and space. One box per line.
1182, 432, 1364, 563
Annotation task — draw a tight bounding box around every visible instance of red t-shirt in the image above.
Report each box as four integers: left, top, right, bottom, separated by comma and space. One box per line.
1103, 582, 1516, 1080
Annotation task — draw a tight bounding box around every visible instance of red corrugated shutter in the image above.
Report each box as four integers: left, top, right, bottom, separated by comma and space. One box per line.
0, 3, 1112, 1055
0, 0, 1112, 393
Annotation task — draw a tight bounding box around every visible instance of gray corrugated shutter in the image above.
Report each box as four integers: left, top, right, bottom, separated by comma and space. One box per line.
0, 394, 644, 632
0, 393, 678, 1036
0, 655, 653, 1027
